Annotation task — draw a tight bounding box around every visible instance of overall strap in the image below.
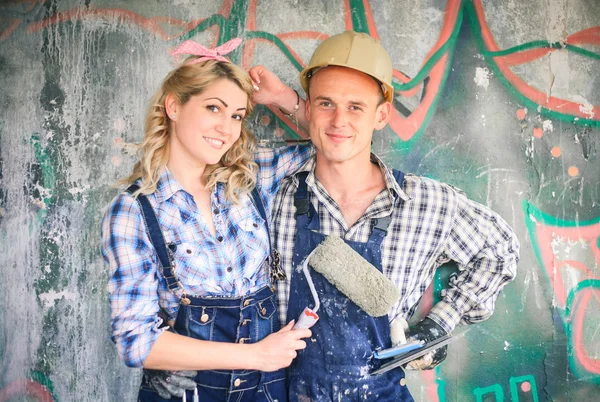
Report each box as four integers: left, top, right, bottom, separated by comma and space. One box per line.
293, 171, 321, 232
126, 185, 181, 293
249, 186, 271, 256
293, 171, 311, 217
369, 169, 405, 241
392, 169, 405, 189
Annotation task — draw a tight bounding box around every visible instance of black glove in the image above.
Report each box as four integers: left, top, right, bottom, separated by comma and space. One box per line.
144, 311, 197, 399
144, 369, 197, 399
405, 317, 448, 370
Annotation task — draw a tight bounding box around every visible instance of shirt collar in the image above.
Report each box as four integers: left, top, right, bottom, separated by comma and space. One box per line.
153, 167, 185, 204
152, 167, 232, 207
291, 154, 410, 202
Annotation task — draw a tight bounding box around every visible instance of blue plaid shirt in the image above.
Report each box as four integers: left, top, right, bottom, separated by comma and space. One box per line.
273, 154, 519, 333
101, 144, 313, 367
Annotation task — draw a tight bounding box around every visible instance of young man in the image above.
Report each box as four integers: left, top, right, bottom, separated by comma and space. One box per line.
263, 31, 519, 401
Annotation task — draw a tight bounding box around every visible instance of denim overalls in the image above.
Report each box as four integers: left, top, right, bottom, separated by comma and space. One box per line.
285, 171, 414, 402
129, 185, 286, 402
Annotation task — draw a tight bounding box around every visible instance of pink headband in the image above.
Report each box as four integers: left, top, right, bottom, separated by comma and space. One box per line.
170, 38, 242, 65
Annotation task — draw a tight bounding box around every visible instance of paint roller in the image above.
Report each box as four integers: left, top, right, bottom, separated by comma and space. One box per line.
293, 235, 401, 329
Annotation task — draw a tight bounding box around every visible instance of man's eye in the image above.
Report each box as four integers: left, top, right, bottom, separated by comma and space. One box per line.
350, 106, 362, 111
320, 102, 331, 107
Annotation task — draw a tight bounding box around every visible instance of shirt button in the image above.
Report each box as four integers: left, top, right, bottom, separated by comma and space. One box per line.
227, 267, 233, 273
213, 208, 219, 214
233, 378, 241, 387
243, 300, 251, 307
217, 236, 224, 242
400, 378, 406, 386
186, 249, 192, 254
252, 222, 258, 228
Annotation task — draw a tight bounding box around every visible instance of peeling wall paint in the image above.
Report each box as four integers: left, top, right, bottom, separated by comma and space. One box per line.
0, 0, 598, 401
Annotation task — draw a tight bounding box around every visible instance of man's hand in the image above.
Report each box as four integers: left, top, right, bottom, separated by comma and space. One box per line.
405, 317, 448, 370
248, 65, 294, 109
249, 320, 312, 372
144, 369, 197, 399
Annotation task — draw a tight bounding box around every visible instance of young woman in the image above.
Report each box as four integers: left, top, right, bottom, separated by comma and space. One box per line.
101, 39, 312, 402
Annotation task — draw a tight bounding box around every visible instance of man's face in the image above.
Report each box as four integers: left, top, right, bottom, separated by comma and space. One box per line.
305, 66, 391, 165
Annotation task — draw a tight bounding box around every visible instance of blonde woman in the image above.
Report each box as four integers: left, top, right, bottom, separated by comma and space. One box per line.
101, 39, 312, 402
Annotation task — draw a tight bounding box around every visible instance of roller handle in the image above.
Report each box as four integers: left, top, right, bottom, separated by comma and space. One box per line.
293, 307, 319, 329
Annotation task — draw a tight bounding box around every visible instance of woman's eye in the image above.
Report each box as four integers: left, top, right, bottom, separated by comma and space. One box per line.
207, 105, 219, 113
232, 114, 244, 121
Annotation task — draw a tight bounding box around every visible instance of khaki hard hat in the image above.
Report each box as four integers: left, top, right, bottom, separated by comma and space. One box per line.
300, 31, 394, 103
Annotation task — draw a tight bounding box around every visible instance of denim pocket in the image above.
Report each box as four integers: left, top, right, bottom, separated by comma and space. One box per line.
262, 377, 287, 402
186, 306, 216, 341
254, 297, 276, 341
256, 297, 276, 320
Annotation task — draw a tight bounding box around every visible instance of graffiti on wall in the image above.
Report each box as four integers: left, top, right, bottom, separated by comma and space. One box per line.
0, 0, 598, 401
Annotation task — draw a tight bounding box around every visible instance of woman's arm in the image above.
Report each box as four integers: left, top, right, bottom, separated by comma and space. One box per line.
249, 65, 309, 132
144, 320, 309, 371
102, 193, 311, 371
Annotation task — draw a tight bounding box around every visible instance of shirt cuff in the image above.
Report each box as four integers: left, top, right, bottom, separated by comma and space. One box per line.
427, 300, 463, 334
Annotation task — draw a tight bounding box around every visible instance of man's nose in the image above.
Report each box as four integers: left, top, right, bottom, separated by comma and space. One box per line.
331, 108, 347, 127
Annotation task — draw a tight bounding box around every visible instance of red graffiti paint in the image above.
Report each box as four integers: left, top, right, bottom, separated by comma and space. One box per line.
530, 215, 600, 375
0, 379, 54, 402
472, 0, 600, 121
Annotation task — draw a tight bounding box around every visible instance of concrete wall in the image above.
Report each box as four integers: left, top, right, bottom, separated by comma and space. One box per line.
0, 0, 598, 401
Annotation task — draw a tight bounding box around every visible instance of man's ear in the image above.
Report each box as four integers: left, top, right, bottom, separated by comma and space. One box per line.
305, 97, 311, 122
165, 93, 180, 120
374, 101, 392, 130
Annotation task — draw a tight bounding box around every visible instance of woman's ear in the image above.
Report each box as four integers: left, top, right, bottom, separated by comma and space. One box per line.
165, 93, 179, 121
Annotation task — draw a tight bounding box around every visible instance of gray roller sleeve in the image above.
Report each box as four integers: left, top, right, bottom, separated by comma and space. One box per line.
309, 235, 400, 317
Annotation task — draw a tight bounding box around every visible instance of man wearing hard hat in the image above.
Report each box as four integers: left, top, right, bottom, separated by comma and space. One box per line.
252, 30, 519, 401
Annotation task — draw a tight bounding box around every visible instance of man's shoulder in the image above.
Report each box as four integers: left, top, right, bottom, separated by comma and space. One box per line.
403, 173, 466, 199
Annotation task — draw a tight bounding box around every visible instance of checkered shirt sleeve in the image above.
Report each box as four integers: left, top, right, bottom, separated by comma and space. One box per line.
101, 193, 165, 368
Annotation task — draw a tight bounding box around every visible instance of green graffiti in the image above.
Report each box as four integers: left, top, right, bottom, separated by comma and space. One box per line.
523, 200, 600, 383
29, 134, 56, 223
348, 0, 370, 34
474, 383, 504, 401
30, 370, 59, 402
393, 9, 463, 92
564, 279, 600, 318
464, 0, 599, 127
509, 375, 538, 402
522, 199, 600, 282
244, 31, 304, 70
484, 40, 600, 61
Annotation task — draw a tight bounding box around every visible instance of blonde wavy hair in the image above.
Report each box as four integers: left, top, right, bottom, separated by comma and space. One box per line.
120, 58, 258, 203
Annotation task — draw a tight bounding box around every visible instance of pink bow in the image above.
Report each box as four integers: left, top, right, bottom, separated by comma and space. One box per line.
170, 38, 242, 64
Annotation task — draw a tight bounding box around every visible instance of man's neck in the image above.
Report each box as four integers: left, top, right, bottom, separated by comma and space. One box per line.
314, 153, 386, 227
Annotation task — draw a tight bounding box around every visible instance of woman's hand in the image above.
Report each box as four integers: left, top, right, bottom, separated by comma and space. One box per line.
248, 65, 310, 133
249, 65, 293, 108
249, 320, 312, 372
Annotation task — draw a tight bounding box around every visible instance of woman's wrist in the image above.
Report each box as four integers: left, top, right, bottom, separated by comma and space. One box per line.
276, 87, 300, 114
278, 88, 300, 125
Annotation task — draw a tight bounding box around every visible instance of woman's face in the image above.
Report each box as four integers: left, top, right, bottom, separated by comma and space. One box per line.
167, 78, 248, 168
